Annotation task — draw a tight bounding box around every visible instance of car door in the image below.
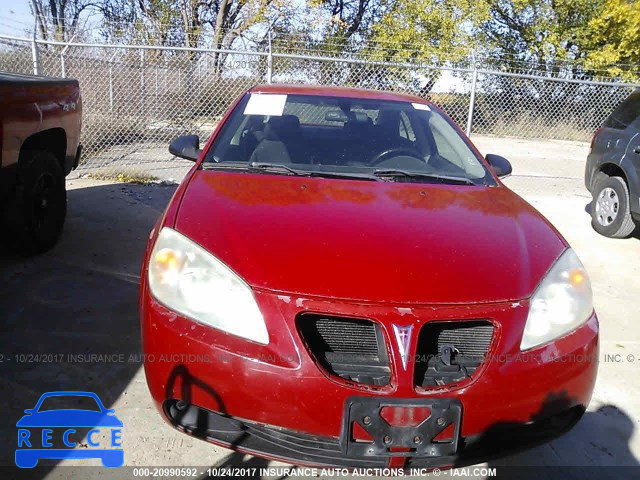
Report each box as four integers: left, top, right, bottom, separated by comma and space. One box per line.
625, 111, 640, 194
628, 113, 640, 159
619, 94, 640, 211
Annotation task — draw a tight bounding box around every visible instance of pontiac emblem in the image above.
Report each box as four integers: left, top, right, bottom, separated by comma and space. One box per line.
392, 324, 413, 370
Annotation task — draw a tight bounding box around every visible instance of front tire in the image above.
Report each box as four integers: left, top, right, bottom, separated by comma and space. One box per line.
3, 150, 67, 254
591, 175, 636, 238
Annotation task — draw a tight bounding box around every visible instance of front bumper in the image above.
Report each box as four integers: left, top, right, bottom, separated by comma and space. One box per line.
140, 288, 598, 468
160, 398, 584, 468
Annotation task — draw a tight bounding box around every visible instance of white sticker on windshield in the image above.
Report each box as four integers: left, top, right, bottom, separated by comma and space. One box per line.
411, 103, 431, 111
244, 94, 287, 116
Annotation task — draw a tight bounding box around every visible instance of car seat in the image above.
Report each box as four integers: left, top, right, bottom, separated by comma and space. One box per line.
250, 115, 303, 164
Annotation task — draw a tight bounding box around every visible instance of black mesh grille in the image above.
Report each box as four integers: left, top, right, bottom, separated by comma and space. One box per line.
415, 320, 494, 388
437, 324, 494, 357
298, 314, 390, 386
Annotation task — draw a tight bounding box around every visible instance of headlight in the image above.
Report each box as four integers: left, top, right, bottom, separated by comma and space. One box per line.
520, 248, 593, 350
148, 227, 269, 345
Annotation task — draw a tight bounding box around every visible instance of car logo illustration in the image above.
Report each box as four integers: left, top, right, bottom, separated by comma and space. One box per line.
392, 324, 413, 370
15, 391, 123, 468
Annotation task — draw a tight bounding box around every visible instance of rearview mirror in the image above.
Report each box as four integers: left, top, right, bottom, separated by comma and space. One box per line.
325, 110, 348, 122
169, 135, 201, 161
485, 154, 512, 178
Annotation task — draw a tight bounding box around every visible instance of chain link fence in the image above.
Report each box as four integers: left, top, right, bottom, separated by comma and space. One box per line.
1, 34, 638, 180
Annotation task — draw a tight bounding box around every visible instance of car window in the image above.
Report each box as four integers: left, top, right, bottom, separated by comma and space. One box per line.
205, 93, 493, 184
38, 395, 101, 412
399, 111, 416, 141
428, 113, 487, 178
604, 93, 640, 130
283, 102, 339, 126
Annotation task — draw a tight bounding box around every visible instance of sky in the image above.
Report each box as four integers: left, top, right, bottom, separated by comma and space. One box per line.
0, 1, 36, 36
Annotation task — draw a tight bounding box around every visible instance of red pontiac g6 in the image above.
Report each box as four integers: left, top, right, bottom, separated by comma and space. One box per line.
140, 85, 598, 468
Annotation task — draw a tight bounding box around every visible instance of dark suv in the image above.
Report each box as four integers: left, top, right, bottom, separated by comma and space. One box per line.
585, 89, 640, 238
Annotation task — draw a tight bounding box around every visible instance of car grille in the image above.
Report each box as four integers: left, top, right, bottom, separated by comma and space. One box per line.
414, 320, 495, 388
297, 314, 391, 386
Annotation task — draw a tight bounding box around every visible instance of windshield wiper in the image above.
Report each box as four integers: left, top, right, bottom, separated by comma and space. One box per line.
372, 169, 475, 185
204, 161, 380, 181
250, 162, 380, 181
248, 162, 306, 176
202, 161, 305, 175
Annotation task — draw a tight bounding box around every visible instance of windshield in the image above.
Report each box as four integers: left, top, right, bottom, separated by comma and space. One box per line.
204, 93, 494, 186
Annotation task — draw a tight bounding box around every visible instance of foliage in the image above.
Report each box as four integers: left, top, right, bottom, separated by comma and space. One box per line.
369, 0, 485, 63
477, 0, 603, 71
475, 0, 640, 80
24, 0, 640, 80
582, 0, 640, 80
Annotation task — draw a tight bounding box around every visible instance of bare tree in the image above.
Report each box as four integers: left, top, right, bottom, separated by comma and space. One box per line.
30, 0, 93, 41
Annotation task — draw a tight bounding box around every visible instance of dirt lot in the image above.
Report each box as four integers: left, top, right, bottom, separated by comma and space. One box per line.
1, 136, 639, 479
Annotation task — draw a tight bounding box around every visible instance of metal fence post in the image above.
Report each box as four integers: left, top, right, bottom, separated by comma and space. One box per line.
465, 53, 478, 137
60, 35, 76, 77
140, 49, 147, 120
266, 30, 273, 84
140, 49, 145, 90
164, 59, 168, 93
31, 27, 40, 75
60, 44, 70, 77
109, 52, 117, 113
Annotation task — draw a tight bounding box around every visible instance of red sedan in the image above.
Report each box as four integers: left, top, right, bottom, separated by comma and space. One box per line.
139, 84, 598, 468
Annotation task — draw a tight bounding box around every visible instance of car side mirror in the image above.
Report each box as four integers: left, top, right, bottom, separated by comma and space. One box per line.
485, 154, 512, 178
169, 135, 201, 161
24, 409, 34, 414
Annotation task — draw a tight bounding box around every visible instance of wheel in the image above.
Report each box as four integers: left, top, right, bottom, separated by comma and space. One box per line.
3, 150, 67, 254
591, 175, 636, 238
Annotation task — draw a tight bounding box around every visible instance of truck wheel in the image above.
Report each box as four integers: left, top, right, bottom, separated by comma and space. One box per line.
591, 175, 636, 238
5, 150, 67, 254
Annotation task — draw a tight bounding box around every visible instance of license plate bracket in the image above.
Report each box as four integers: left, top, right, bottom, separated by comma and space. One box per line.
341, 397, 462, 457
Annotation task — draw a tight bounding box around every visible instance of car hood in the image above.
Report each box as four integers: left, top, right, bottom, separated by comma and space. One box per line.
174, 170, 566, 304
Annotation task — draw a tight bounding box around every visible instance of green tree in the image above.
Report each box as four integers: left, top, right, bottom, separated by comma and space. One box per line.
312, 0, 381, 39
477, 0, 604, 75
365, 0, 486, 93
370, 0, 485, 62
582, 0, 640, 80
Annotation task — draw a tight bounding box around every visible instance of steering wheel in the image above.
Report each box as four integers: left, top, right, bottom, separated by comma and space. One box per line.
369, 147, 424, 166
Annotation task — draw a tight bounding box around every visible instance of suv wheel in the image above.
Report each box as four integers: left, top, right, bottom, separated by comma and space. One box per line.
4, 150, 67, 254
591, 174, 636, 238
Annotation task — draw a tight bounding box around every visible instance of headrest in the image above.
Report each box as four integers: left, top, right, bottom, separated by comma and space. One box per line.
344, 111, 373, 136
264, 115, 300, 141
348, 111, 373, 124
377, 110, 401, 129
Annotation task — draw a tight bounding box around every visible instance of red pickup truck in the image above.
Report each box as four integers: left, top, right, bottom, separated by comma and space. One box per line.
0, 72, 82, 254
